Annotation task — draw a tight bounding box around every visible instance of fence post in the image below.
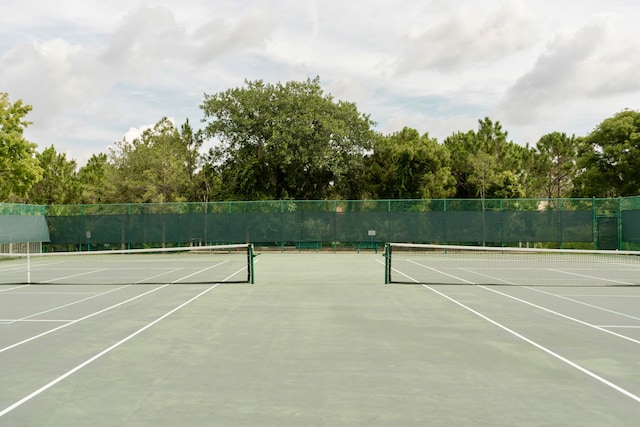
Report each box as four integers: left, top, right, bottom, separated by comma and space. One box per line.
592, 197, 597, 249
618, 197, 622, 250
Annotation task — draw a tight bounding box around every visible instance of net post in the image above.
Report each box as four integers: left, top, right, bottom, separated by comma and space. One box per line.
249, 243, 255, 284
384, 243, 390, 284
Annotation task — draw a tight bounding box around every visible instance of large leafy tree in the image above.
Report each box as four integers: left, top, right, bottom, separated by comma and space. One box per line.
29, 146, 80, 204
572, 110, 640, 197
200, 77, 377, 200
0, 93, 43, 201
367, 127, 455, 199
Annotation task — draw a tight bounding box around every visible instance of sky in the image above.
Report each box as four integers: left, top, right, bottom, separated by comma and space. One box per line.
2, 0, 640, 165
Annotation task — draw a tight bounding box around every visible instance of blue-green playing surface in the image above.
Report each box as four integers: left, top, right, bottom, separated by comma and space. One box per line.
1, 253, 640, 425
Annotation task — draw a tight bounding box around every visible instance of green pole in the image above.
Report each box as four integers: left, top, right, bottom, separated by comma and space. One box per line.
443, 199, 447, 245
387, 199, 391, 244
559, 198, 564, 249
384, 243, 390, 284
592, 197, 597, 249
127, 203, 131, 250
618, 197, 622, 250
249, 244, 256, 284
334, 200, 337, 253
500, 199, 504, 247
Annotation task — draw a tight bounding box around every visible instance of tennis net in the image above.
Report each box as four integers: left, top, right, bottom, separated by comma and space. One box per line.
384, 243, 640, 286
0, 243, 255, 285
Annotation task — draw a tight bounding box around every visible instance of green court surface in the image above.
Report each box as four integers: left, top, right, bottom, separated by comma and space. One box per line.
1, 252, 640, 426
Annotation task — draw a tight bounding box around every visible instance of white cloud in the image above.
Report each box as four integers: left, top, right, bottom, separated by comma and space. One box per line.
0, 38, 102, 128
396, 1, 541, 73
498, 12, 640, 126
2, 0, 640, 163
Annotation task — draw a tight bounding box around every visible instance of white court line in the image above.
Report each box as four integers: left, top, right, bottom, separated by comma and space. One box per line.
386, 258, 640, 345
0, 319, 73, 323
548, 268, 633, 285
423, 284, 640, 404
407, 260, 475, 284
0, 261, 229, 355
6, 292, 99, 295
4, 268, 186, 326
0, 285, 30, 293
479, 286, 640, 346
0, 265, 243, 418
4, 285, 133, 325
0, 285, 169, 354
42, 268, 109, 284
525, 287, 640, 324
560, 294, 640, 298
385, 262, 640, 403
460, 268, 516, 285
598, 326, 640, 329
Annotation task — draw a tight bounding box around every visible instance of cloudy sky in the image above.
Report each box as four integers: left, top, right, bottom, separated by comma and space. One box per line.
2, 0, 639, 164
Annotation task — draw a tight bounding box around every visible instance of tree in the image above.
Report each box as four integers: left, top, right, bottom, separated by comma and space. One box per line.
200, 77, 376, 200
0, 93, 43, 201
467, 151, 498, 201
108, 118, 197, 203
444, 118, 532, 199
366, 127, 456, 199
178, 119, 207, 201
532, 132, 578, 199
78, 153, 114, 204
572, 110, 640, 197
29, 146, 80, 204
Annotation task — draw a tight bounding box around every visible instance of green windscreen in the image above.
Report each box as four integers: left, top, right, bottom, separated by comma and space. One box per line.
0, 215, 50, 244
43, 200, 596, 248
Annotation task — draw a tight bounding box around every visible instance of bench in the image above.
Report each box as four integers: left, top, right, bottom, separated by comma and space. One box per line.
295, 242, 321, 252
354, 241, 381, 253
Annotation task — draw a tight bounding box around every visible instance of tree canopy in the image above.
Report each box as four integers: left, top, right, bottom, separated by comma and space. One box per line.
572, 110, 640, 197
366, 127, 455, 199
105, 117, 202, 203
0, 93, 42, 201
201, 77, 376, 200
0, 80, 638, 204
444, 118, 534, 199
28, 146, 80, 204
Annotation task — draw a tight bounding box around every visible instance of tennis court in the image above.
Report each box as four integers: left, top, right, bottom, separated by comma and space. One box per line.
1, 249, 640, 425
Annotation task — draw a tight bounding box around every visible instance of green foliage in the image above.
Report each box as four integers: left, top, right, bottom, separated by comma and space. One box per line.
29, 146, 80, 204
367, 127, 456, 199
532, 132, 578, 198
201, 77, 376, 200
4, 82, 639, 205
572, 110, 640, 197
0, 93, 43, 201
444, 118, 533, 199
107, 118, 200, 203
78, 153, 114, 204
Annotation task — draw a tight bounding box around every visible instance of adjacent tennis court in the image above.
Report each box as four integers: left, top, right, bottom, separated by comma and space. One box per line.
1, 249, 640, 425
